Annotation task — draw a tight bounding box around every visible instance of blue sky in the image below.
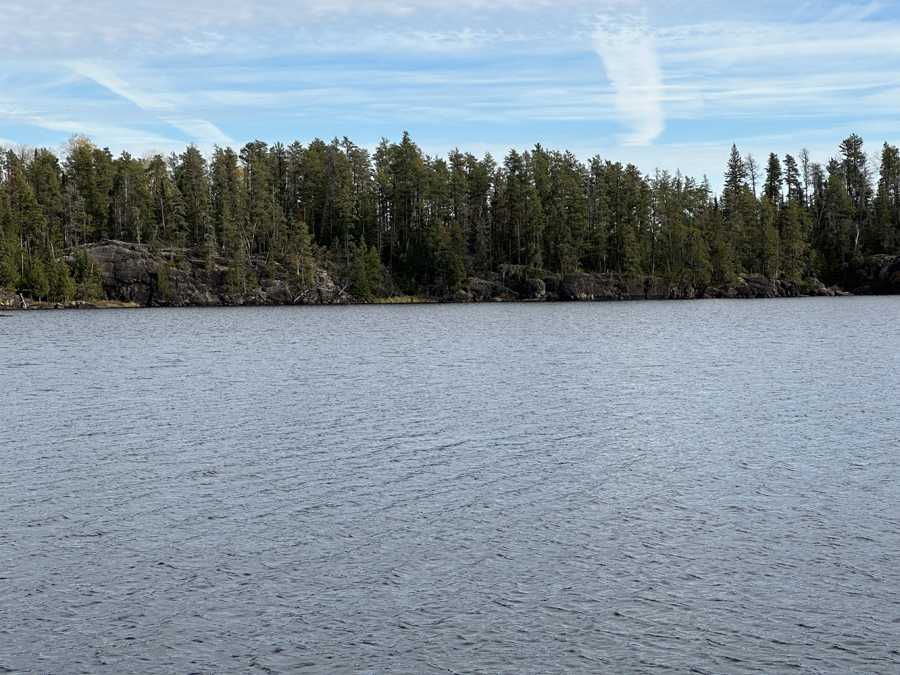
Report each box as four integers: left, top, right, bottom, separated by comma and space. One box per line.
3, 0, 900, 187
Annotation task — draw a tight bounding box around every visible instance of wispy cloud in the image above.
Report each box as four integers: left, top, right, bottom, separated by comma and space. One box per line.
66, 61, 180, 110
4, 0, 900, 182
166, 118, 233, 146
593, 14, 665, 145
4, 0, 633, 57
30, 117, 187, 152
654, 17, 900, 123
65, 61, 233, 146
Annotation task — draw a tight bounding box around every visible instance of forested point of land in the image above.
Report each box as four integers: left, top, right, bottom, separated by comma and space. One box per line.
2, 131, 900, 305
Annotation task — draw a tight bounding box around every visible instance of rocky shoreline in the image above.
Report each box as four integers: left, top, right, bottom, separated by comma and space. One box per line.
3, 240, 899, 310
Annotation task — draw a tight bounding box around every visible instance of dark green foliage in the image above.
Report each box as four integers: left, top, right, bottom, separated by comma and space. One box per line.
723, 144, 748, 212
784, 154, 802, 204
239, 140, 285, 259
21, 252, 50, 300
350, 235, 384, 300
0, 228, 21, 290
288, 219, 315, 289
112, 151, 153, 243
2, 131, 898, 301
764, 153, 783, 205
27, 149, 64, 248
175, 145, 213, 253
70, 248, 104, 300
63, 137, 115, 243
52, 261, 77, 302
873, 143, 900, 254
210, 145, 245, 258
431, 222, 467, 292
3, 153, 48, 250
146, 154, 184, 246
157, 264, 172, 298
780, 197, 811, 281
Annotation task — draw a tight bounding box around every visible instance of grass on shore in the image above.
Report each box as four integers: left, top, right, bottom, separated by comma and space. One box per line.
22, 299, 142, 310
371, 295, 439, 304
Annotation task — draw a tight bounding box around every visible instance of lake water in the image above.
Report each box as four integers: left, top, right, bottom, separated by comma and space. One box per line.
2, 298, 899, 674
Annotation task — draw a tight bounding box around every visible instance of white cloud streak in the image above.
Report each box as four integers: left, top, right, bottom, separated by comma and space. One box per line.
3, 0, 638, 57
4, 1, 900, 180
67, 61, 178, 110
61, 62, 234, 147
29, 118, 187, 151
593, 15, 666, 145
653, 17, 900, 122
166, 118, 234, 146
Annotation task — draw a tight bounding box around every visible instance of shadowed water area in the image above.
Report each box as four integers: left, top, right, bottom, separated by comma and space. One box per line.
2, 298, 899, 674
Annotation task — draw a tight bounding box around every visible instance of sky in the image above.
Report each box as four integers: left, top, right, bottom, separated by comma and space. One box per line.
3, 0, 900, 188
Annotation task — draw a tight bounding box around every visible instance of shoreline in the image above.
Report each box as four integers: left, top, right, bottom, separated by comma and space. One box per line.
1, 285, 862, 311
2, 239, 894, 311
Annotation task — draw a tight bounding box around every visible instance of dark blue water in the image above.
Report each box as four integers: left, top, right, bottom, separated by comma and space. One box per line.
2, 298, 899, 673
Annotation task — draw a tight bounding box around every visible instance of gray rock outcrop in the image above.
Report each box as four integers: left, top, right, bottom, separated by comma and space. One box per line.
0, 289, 24, 308
74, 240, 349, 307
521, 278, 546, 300
852, 254, 900, 294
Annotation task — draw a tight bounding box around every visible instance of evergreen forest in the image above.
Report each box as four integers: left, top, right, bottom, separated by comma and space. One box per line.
2, 132, 899, 302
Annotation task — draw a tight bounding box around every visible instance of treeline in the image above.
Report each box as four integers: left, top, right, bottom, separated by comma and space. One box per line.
2, 131, 899, 301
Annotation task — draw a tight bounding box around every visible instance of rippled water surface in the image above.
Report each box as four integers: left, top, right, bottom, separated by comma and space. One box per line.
2, 298, 900, 674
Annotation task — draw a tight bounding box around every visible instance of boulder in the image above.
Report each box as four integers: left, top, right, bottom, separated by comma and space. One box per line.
442, 289, 474, 303
463, 277, 518, 301
865, 255, 900, 293
557, 273, 617, 301
809, 278, 834, 296
673, 280, 696, 299
466, 278, 496, 301
521, 278, 546, 300
616, 279, 645, 301
776, 278, 801, 297
738, 273, 778, 298
0, 289, 23, 309
644, 278, 670, 300
72, 240, 345, 307
313, 271, 351, 304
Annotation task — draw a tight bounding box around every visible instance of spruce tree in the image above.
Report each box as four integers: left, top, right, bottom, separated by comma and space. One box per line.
22, 253, 50, 300
764, 153, 783, 205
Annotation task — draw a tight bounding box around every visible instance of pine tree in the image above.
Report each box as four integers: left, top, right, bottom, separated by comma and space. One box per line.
0, 216, 21, 290
146, 154, 184, 246
22, 252, 50, 300
723, 144, 748, 213
53, 261, 77, 302
27, 149, 65, 249
758, 196, 780, 276
778, 197, 809, 280
817, 174, 855, 281
112, 152, 152, 243
210, 146, 245, 259
874, 143, 900, 253
4, 158, 48, 250
175, 144, 213, 252
764, 153, 783, 205
783, 154, 802, 204
838, 134, 871, 252
71, 248, 104, 300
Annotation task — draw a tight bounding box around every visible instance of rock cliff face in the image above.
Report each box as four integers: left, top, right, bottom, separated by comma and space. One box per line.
0, 289, 25, 309
8, 241, 897, 309
75, 240, 350, 307
547, 272, 803, 301
851, 254, 900, 294
445, 270, 805, 302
